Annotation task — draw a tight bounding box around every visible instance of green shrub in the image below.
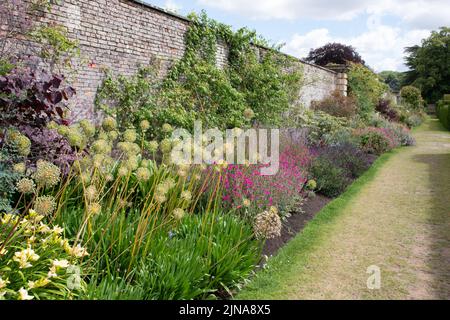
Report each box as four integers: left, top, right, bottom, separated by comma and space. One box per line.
400, 85, 424, 110
309, 157, 349, 197
136, 213, 261, 300
348, 63, 388, 118
354, 127, 395, 155
437, 101, 449, 129
300, 110, 350, 145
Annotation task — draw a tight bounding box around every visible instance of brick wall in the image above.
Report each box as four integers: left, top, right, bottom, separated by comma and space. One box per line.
9, 0, 340, 120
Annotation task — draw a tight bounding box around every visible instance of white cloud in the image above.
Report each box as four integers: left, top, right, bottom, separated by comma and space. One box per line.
283, 25, 430, 71
197, 0, 370, 21
196, 0, 449, 71
197, 0, 450, 28
283, 29, 332, 58
163, 0, 182, 13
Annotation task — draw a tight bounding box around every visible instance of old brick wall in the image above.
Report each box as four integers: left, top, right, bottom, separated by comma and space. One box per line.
11, 0, 339, 120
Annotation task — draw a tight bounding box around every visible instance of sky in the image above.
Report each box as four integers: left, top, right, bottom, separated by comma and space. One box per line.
145, 0, 450, 72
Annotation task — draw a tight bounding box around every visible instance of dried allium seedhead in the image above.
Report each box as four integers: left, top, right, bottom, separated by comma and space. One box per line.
253, 208, 282, 239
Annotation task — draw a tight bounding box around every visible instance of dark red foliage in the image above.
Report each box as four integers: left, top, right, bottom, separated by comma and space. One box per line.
305, 43, 364, 66
19, 125, 78, 175
376, 99, 399, 121
0, 68, 75, 128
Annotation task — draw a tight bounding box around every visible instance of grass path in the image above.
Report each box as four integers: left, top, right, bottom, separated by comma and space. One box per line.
238, 118, 450, 300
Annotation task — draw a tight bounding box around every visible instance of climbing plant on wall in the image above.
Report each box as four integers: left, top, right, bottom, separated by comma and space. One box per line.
347, 63, 388, 119
164, 11, 303, 128
96, 11, 303, 138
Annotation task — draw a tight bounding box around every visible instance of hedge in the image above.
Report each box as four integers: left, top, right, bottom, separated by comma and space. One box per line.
436, 96, 450, 130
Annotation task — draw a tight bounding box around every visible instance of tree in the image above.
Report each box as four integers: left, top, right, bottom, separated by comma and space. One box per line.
305, 43, 364, 66
403, 27, 450, 103
378, 70, 404, 92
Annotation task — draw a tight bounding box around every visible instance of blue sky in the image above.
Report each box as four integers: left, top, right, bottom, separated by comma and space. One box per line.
144, 0, 450, 72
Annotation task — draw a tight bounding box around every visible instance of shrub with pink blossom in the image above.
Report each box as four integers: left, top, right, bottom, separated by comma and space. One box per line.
221, 141, 311, 219
353, 127, 399, 155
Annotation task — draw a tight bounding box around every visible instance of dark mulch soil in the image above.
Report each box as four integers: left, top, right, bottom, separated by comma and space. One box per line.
262, 194, 332, 257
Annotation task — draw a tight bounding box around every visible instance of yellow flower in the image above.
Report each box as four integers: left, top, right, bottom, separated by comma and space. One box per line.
13, 247, 40, 269
18, 288, 34, 300
47, 265, 58, 278
52, 225, 64, 235
29, 278, 50, 289
67, 244, 89, 258
37, 222, 51, 234
0, 277, 10, 290
1, 213, 18, 225
27, 209, 44, 223
52, 259, 69, 268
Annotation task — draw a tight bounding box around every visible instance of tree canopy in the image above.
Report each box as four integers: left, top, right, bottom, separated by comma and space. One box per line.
305, 43, 364, 66
378, 71, 405, 92
403, 27, 450, 103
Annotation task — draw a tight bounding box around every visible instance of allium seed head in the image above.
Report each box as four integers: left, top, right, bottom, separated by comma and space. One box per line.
123, 129, 137, 143
16, 178, 36, 194
140, 120, 150, 131
147, 140, 158, 153
102, 117, 117, 132
136, 167, 151, 182
160, 139, 172, 154
253, 208, 282, 239
162, 123, 173, 133
33, 160, 61, 188
33, 196, 57, 216
172, 208, 185, 220
13, 162, 26, 174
